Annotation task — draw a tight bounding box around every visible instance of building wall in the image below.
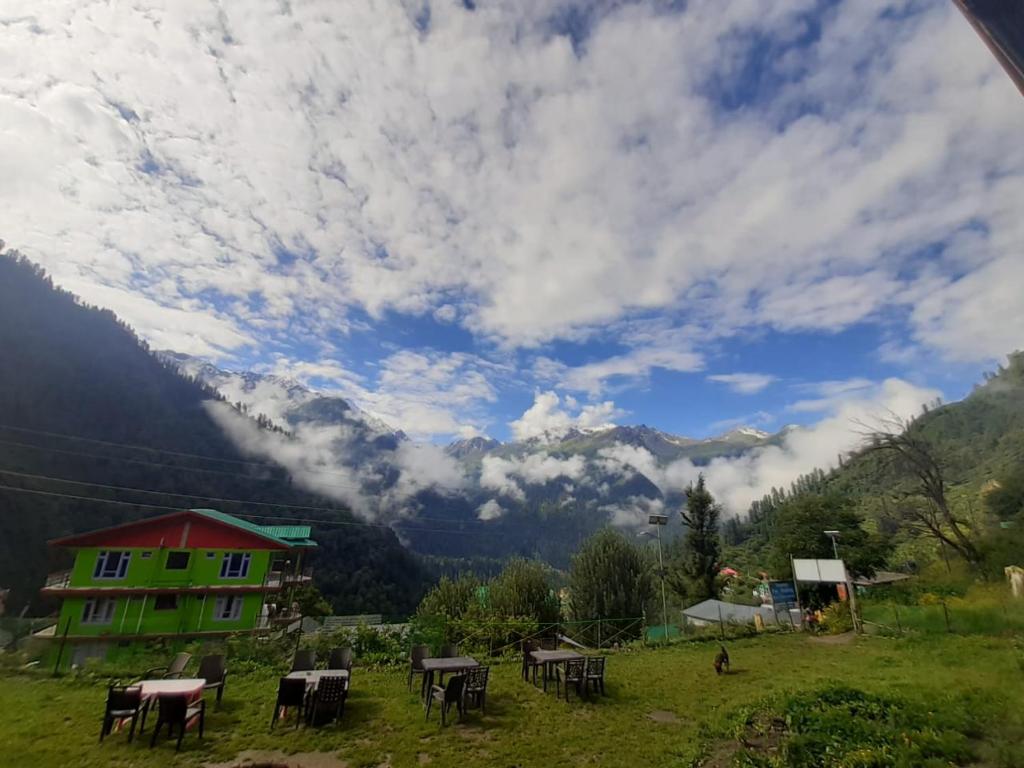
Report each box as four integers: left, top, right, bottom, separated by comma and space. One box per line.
58, 546, 274, 637
68, 546, 272, 589
58, 592, 265, 637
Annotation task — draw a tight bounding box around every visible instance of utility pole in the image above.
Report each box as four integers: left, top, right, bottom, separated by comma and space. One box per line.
650, 514, 669, 644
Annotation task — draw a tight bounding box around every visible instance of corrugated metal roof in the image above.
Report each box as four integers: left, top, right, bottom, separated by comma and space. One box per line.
259, 525, 313, 540
188, 509, 315, 548
682, 599, 778, 625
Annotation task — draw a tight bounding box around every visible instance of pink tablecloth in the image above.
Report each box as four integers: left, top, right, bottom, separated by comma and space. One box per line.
137, 677, 206, 702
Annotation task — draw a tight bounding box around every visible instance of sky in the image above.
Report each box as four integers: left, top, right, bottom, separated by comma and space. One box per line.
3, 0, 1023, 446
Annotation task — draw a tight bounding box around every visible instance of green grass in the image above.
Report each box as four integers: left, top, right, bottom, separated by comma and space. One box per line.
861, 585, 1024, 636
3, 632, 1023, 768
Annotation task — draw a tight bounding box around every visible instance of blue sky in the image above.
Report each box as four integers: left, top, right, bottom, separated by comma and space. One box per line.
2, 0, 1022, 445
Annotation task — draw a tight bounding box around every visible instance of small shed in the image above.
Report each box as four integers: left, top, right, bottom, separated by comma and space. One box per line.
682, 599, 779, 628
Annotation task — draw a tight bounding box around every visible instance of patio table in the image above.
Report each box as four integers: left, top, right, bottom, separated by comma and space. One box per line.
419, 656, 478, 701
135, 678, 206, 732
529, 650, 583, 692
286, 669, 350, 692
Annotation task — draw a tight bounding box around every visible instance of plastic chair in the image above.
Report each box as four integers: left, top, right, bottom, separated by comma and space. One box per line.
198, 654, 228, 705
148, 693, 205, 751
270, 677, 308, 729
290, 649, 317, 672
556, 658, 586, 702
408, 645, 431, 693
306, 675, 347, 727
425, 674, 464, 726
100, 684, 143, 742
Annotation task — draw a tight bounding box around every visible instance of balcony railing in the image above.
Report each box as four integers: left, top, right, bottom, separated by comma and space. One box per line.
265, 567, 313, 589
43, 571, 72, 589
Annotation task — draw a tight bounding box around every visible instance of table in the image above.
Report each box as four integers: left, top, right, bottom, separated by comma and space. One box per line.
286, 669, 350, 692
419, 656, 478, 700
135, 678, 206, 732
529, 650, 583, 692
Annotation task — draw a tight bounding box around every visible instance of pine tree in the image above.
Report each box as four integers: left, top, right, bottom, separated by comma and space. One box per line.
670, 475, 722, 601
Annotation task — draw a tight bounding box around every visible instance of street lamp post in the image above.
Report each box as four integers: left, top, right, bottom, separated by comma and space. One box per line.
824, 530, 841, 560
648, 513, 669, 644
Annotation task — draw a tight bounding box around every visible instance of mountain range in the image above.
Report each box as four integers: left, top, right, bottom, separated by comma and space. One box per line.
159, 354, 793, 564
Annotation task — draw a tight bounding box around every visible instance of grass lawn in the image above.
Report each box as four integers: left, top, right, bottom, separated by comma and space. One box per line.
4, 632, 1023, 768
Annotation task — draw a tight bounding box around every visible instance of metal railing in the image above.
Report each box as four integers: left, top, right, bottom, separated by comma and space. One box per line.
43, 571, 72, 589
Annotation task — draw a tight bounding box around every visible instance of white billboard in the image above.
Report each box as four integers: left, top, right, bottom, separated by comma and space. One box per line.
793, 558, 848, 583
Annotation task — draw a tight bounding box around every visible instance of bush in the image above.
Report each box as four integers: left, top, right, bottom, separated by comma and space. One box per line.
738, 686, 976, 767
819, 601, 854, 634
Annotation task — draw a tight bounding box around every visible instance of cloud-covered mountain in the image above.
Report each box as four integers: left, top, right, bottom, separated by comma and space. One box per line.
163, 353, 806, 563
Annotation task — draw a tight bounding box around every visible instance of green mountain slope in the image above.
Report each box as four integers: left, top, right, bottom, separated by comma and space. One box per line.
0, 251, 429, 615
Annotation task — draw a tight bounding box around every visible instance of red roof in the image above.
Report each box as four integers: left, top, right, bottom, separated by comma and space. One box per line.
50, 509, 292, 550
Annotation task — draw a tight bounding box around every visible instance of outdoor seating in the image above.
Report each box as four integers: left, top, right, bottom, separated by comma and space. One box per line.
521, 640, 540, 683
100, 684, 143, 742
584, 656, 606, 697
290, 649, 317, 672
271, 677, 309, 729
556, 657, 586, 702
197, 654, 228, 705
425, 674, 464, 726
540, 637, 558, 650
327, 647, 353, 673
148, 692, 205, 751
408, 645, 431, 693
463, 665, 489, 714
142, 652, 191, 680
440, 643, 459, 658
305, 675, 347, 727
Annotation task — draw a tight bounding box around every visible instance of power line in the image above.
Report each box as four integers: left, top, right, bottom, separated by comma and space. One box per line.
0, 483, 492, 536
0, 468, 495, 536
0, 468, 491, 527
0, 422, 279, 470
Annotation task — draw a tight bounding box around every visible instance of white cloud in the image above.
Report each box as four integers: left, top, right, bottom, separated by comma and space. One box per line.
509, 391, 623, 442
0, 0, 1019, 368
708, 372, 777, 395
476, 499, 505, 521
479, 451, 587, 501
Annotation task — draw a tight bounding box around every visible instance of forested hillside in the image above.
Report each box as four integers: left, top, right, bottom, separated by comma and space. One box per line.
730, 352, 1024, 575
0, 251, 429, 615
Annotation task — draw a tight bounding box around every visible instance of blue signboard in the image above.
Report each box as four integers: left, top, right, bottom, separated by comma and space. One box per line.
769, 581, 797, 606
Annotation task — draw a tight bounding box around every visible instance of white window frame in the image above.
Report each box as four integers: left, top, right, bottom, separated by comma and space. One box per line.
93, 550, 131, 580
81, 597, 117, 625
219, 552, 251, 579
212, 595, 243, 621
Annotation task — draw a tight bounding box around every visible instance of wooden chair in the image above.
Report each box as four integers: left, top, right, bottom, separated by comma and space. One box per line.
100, 684, 143, 742
197, 654, 228, 706
148, 693, 205, 751
271, 677, 308, 729
306, 675, 347, 727
407, 645, 431, 693
556, 658, 586, 702
463, 666, 490, 714
584, 656, 606, 697
290, 649, 317, 672
327, 647, 353, 672
425, 674, 464, 726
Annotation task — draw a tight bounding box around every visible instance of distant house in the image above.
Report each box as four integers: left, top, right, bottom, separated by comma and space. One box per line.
39, 508, 315, 642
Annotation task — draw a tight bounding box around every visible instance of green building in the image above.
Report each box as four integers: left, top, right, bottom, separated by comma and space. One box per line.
40, 508, 315, 642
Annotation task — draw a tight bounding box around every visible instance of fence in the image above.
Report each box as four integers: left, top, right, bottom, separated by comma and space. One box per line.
860, 596, 1024, 636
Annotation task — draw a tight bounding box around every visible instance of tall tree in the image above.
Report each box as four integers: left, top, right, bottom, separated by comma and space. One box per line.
488, 559, 560, 625
863, 416, 983, 568
768, 493, 888, 578
669, 475, 722, 601
568, 528, 652, 644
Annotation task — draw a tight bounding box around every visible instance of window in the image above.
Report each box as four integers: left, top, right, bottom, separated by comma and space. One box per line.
154, 594, 179, 611
220, 552, 251, 579
93, 551, 130, 580
165, 551, 190, 570
81, 597, 117, 625
213, 595, 242, 621
141, 551, 152, 559
206, 551, 216, 559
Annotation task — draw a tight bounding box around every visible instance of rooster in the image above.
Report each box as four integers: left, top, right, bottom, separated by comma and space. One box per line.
713, 645, 730, 675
